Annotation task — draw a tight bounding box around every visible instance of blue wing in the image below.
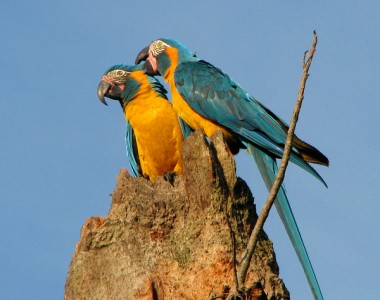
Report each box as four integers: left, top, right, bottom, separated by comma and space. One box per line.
125, 121, 139, 176
174, 60, 327, 186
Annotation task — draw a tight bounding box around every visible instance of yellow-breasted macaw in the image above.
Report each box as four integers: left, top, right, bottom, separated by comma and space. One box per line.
136, 39, 328, 299
97, 64, 186, 182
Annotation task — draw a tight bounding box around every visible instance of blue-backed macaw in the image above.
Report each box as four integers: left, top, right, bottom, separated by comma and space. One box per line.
97, 64, 186, 182
135, 39, 328, 300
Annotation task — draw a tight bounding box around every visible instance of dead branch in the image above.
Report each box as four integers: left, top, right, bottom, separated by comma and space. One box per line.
236, 31, 318, 291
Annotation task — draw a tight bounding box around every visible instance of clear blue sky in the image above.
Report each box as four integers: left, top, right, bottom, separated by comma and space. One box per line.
1, 1, 379, 299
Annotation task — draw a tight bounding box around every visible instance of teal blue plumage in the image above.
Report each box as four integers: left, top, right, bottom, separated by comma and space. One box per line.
247, 144, 324, 300
175, 60, 327, 186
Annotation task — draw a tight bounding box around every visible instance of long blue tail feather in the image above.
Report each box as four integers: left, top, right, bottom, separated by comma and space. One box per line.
245, 143, 324, 300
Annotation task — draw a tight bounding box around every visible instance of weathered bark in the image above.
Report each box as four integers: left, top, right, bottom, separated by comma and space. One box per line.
65, 131, 289, 300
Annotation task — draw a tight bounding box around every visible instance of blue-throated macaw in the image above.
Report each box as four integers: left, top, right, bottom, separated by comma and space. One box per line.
135, 38, 328, 300
97, 64, 186, 182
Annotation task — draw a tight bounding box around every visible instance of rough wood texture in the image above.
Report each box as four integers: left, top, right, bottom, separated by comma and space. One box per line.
65, 131, 289, 300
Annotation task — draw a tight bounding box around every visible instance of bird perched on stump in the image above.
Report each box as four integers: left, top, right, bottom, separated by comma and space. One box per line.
97, 64, 186, 182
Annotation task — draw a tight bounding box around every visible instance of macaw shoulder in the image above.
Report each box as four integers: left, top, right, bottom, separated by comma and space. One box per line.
175, 60, 228, 84
173, 60, 254, 124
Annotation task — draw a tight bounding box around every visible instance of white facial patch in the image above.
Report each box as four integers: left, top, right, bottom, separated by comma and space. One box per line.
108, 70, 130, 84
149, 40, 170, 57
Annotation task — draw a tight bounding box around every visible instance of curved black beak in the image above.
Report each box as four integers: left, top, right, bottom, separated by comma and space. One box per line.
97, 80, 111, 106
135, 45, 150, 64
135, 45, 157, 76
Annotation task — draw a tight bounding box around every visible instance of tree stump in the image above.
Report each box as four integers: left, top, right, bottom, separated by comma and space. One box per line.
65, 131, 289, 300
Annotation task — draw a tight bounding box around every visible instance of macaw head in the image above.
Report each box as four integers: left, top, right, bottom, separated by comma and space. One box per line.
97, 64, 143, 106
135, 38, 196, 76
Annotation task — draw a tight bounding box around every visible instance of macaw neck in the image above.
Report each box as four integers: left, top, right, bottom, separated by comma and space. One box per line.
121, 71, 161, 115
161, 48, 178, 83
161, 47, 197, 82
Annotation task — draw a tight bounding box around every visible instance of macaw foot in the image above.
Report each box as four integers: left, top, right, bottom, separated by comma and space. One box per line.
163, 171, 177, 185
142, 173, 151, 181
209, 282, 265, 300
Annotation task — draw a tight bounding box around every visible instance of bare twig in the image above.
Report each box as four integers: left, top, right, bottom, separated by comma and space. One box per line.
236, 32, 318, 288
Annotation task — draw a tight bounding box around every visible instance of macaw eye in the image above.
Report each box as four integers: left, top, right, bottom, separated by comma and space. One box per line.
108, 69, 129, 84
151, 40, 168, 57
